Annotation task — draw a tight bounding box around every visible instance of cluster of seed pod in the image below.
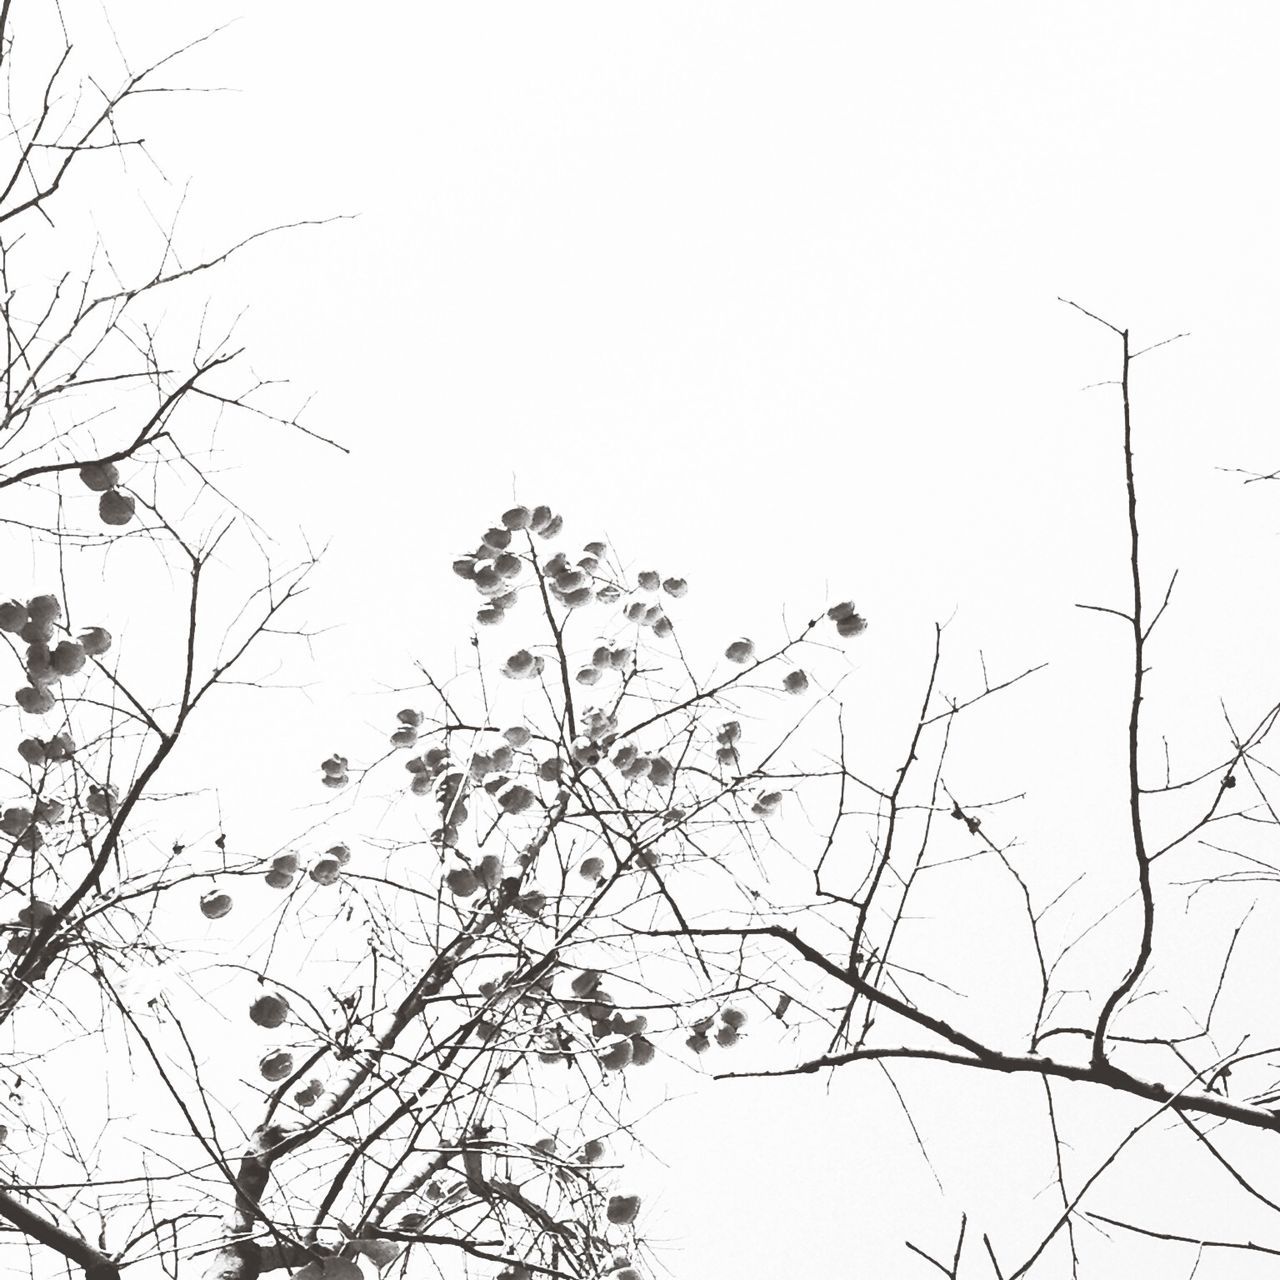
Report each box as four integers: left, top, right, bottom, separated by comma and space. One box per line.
405, 732, 542, 845
244, 992, 312, 1091
2, 803, 49, 851
714, 720, 741, 769
319, 754, 349, 789
199, 845, 353, 923
388, 707, 424, 748
404, 743, 449, 795
827, 599, 868, 637
17, 732, 75, 766
555, 969, 657, 1073
1, 594, 112, 717
445, 851, 504, 900
445, 852, 546, 917
433, 768, 469, 850
607, 742, 674, 789
621, 570, 685, 637
3, 746, 71, 851
540, 541, 622, 612
79, 461, 135, 526
685, 1004, 748, 1053
750, 790, 783, 817
453, 505, 564, 626
564, 707, 619, 770
575, 642, 633, 686
501, 649, 546, 680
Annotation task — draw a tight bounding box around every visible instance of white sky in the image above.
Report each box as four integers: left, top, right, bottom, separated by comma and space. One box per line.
16, 3, 1280, 1277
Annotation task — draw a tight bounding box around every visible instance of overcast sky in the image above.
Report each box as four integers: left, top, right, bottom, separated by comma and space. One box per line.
36, 4, 1280, 1277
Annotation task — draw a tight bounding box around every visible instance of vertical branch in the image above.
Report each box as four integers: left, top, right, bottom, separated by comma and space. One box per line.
1091, 324, 1154, 1070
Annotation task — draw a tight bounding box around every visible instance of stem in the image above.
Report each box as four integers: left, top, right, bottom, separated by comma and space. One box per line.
1092, 326, 1154, 1069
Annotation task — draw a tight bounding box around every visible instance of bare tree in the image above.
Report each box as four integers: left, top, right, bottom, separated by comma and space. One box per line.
5, 6, 1279, 1280
646, 302, 1280, 1278
0, 8, 836, 1280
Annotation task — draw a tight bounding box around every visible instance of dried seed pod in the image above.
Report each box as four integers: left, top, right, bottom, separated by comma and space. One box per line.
86, 784, 118, 816
200, 891, 233, 920
0, 601, 27, 632
26, 596, 61, 627
501, 650, 537, 679
598, 1037, 633, 1071
294, 1078, 323, 1107
570, 969, 600, 997
630, 1035, 656, 1066
646, 757, 674, 788
309, 859, 342, 886
50, 641, 86, 677
98, 488, 136, 526
16, 686, 55, 715
33, 798, 65, 825
16, 900, 54, 927
77, 627, 112, 656
78, 461, 120, 492
259, 1049, 294, 1081
607, 1194, 641, 1225
249, 993, 290, 1028
516, 889, 546, 917
445, 867, 479, 898
782, 669, 809, 694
